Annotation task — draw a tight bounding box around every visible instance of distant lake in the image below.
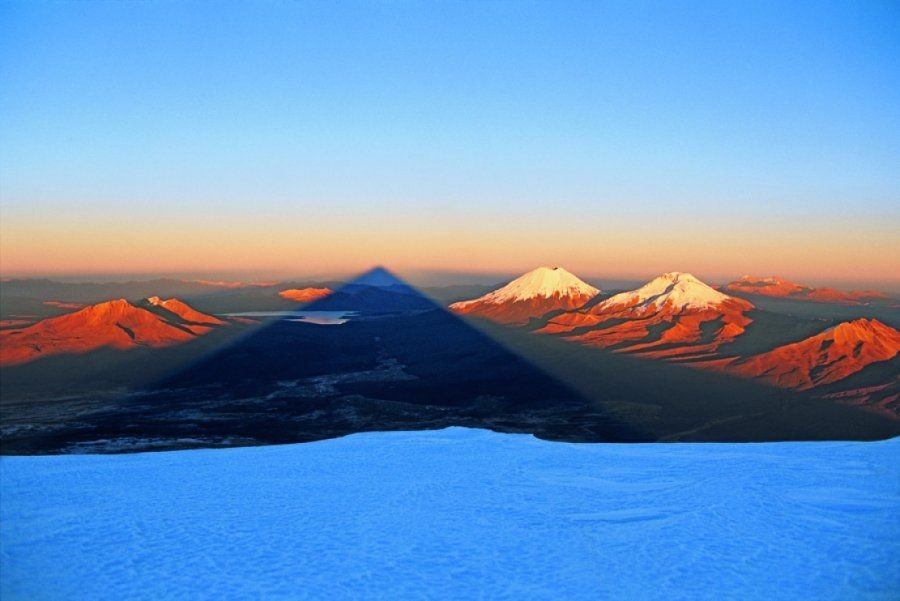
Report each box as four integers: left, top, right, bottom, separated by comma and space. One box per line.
224, 311, 358, 325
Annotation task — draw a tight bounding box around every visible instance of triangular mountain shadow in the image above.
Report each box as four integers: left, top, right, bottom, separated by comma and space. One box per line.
6, 267, 896, 454
301, 266, 440, 313
5, 267, 646, 453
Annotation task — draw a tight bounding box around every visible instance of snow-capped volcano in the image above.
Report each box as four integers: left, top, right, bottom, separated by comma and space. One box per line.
449, 267, 599, 325
458, 267, 599, 305
538, 272, 754, 360
597, 272, 736, 314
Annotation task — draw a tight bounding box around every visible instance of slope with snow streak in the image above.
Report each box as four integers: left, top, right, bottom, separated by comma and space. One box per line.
540, 272, 754, 360
145, 296, 226, 334
2, 428, 898, 600
450, 266, 599, 325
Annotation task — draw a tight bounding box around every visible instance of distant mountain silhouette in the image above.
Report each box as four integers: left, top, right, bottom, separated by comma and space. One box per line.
726, 276, 888, 304
304, 266, 439, 312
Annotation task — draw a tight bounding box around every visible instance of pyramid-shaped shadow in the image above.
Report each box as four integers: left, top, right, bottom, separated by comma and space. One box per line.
300, 265, 443, 313
151, 266, 450, 388
31, 267, 645, 452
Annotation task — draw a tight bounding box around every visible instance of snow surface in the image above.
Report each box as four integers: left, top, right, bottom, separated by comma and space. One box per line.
452, 266, 599, 307
2, 428, 898, 600
599, 271, 733, 312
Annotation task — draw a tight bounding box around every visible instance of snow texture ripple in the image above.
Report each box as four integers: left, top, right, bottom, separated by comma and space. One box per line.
2, 428, 898, 600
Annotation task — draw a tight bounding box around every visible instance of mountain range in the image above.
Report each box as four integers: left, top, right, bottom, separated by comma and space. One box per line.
1, 265, 898, 453
2, 267, 898, 417
451, 267, 900, 412
533, 272, 754, 360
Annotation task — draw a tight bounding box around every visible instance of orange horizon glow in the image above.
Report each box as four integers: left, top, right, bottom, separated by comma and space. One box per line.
2, 212, 898, 291
4, 2, 899, 295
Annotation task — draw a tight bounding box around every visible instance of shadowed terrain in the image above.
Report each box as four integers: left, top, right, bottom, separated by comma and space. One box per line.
2, 268, 898, 454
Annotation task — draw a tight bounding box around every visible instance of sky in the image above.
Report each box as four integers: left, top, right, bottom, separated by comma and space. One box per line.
1, 1, 898, 287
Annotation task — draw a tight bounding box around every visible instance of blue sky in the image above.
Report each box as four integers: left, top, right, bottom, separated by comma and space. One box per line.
1, 1, 898, 283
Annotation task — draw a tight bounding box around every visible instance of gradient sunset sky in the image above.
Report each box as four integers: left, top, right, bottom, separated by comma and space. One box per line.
1, 1, 898, 287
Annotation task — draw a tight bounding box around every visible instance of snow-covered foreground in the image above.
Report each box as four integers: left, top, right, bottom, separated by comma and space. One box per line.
2, 429, 898, 600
